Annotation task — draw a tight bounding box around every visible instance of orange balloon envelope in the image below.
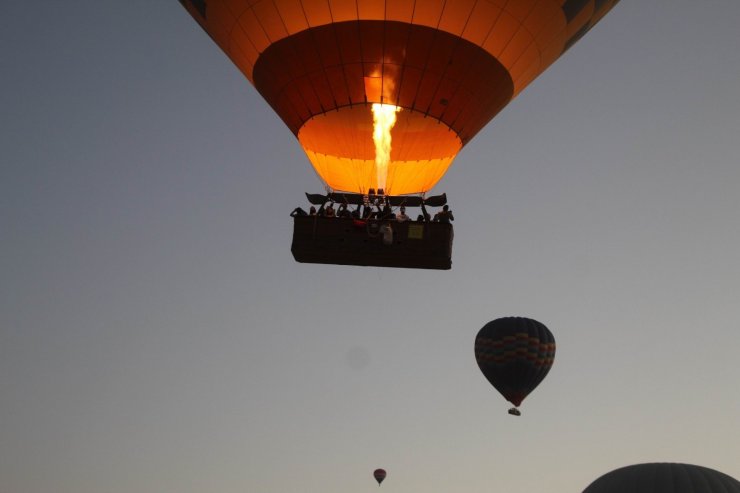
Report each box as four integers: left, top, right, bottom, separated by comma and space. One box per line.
180, 0, 620, 195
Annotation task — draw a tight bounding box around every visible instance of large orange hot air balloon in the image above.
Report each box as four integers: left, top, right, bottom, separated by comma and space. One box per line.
179, 0, 620, 196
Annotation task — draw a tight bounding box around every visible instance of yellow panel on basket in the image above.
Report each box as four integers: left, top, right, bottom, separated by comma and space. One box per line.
407, 224, 425, 240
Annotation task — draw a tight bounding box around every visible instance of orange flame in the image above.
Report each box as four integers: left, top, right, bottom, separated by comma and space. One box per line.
371, 103, 401, 193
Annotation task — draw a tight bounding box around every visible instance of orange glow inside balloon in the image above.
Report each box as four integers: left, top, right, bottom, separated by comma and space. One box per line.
298, 105, 461, 195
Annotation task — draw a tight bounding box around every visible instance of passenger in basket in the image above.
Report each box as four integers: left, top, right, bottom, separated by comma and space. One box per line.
337, 203, 351, 218
396, 206, 410, 222
380, 203, 395, 220
433, 205, 454, 223
379, 222, 394, 245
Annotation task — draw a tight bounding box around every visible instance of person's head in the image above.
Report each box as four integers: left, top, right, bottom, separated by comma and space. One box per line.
400, 206, 406, 213
309, 206, 316, 214
443, 205, 449, 211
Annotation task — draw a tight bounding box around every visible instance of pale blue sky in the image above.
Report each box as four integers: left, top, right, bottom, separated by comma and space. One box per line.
1, 2, 739, 493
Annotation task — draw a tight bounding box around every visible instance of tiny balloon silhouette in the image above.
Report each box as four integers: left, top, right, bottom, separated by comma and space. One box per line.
373, 468, 386, 486
474, 317, 555, 415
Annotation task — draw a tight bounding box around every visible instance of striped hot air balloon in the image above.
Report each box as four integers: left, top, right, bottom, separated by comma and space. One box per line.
474, 317, 555, 415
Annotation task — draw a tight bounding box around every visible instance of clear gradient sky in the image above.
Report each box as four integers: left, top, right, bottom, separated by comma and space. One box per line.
2, 2, 739, 493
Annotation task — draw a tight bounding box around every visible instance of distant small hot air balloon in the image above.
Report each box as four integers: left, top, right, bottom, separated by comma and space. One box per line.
373, 468, 386, 486
474, 317, 555, 415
